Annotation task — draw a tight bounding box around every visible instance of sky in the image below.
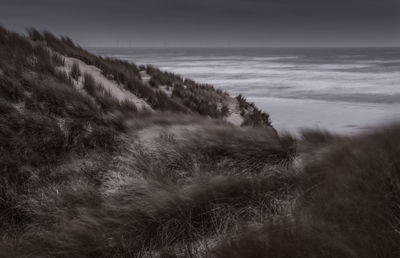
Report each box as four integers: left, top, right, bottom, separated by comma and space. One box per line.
0, 0, 400, 47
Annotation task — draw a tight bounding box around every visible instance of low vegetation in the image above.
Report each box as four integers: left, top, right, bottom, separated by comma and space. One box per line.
70, 61, 81, 80
215, 125, 400, 258
237, 94, 271, 127
0, 26, 399, 258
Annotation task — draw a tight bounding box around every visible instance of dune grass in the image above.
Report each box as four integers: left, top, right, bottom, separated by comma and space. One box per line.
214, 125, 400, 258
1, 26, 399, 258
70, 62, 81, 80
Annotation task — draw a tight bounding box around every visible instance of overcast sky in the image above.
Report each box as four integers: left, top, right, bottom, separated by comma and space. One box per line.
1, 0, 400, 47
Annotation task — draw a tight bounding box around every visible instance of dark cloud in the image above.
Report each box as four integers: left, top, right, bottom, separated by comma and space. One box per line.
0, 0, 399, 46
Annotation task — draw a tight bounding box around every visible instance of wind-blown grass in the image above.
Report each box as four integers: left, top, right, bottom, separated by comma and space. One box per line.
69, 62, 81, 80
215, 125, 400, 258
2, 25, 399, 258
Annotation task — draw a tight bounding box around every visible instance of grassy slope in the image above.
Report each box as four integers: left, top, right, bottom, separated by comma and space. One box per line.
1, 27, 399, 258
215, 126, 400, 258
0, 27, 293, 257
26, 28, 271, 126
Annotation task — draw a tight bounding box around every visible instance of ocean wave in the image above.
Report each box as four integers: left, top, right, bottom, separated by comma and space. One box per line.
92, 47, 400, 105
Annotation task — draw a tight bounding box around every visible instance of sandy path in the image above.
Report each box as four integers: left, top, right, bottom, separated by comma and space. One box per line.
59, 55, 152, 110
225, 98, 244, 126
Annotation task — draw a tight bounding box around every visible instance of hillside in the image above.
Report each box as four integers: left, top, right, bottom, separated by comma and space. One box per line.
0, 27, 400, 258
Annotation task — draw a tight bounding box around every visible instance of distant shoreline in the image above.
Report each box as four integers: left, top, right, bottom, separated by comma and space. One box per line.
91, 46, 400, 134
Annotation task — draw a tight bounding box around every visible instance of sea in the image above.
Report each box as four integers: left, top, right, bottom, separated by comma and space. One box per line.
89, 47, 400, 134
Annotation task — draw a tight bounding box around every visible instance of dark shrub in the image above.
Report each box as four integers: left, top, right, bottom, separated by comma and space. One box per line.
52, 53, 65, 66
237, 94, 271, 127
0, 77, 25, 102
70, 62, 81, 80
83, 73, 97, 96
27, 28, 44, 41
120, 99, 138, 113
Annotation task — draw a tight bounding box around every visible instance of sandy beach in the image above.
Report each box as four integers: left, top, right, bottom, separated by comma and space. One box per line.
250, 97, 400, 134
